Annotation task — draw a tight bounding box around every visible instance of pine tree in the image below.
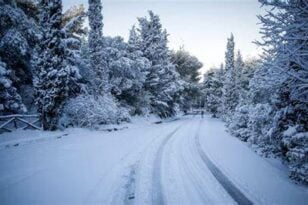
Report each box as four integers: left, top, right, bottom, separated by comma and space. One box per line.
15, 0, 39, 21
138, 11, 182, 117
222, 34, 238, 120
61, 5, 86, 96
235, 51, 244, 79
88, 0, 108, 95
227, 0, 308, 184
104, 35, 149, 114
224, 34, 235, 72
202, 67, 224, 117
34, 0, 71, 130
256, 0, 308, 184
62, 5, 87, 37
128, 25, 142, 53
171, 47, 203, 112
234, 50, 245, 100
125, 26, 151, 114
171, 47, 203, 83
0, 0, 40, 112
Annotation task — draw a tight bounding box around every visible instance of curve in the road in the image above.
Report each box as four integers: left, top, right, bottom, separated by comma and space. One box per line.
195, 120, 253, 205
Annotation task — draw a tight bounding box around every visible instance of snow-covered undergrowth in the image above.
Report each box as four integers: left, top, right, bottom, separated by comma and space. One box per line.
60, 94, 130, 129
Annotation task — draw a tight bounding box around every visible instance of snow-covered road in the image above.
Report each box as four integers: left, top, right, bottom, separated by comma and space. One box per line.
0, 116, 307, 205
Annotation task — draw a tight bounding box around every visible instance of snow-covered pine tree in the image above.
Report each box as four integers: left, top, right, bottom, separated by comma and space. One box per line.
124, 26, 151, 115
255, 0, 308, 184
128, 25, 142, 54
15, 0, 39, 21
88, 0, 108, 95
240, 58, 260, 101
202, 67, 224, 117
0, 59, 26, 114
222, 34, 238, 120
224, 34, 235, 73
104, 35, 149, 115
228, 58, 260, 141
138, 11, 182, 117
0, 0, 40, 112
61, 5, 86, 96
59, 0, 132, 128
234, 50, 245, 100
235, 51, 244, 74
171, 47, 203, 83
62, 4, 87, 38
34, 0, 72, 130
171, 47, 203, 112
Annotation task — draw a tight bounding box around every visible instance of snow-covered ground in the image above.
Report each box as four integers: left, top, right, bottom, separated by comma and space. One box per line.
0, 115, 307, 205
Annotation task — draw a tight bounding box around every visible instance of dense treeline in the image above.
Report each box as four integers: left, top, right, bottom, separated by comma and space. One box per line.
0, 0, 202, 129
202, 0, 308, 184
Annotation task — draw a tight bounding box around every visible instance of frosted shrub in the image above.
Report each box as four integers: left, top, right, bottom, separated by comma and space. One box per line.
247, 103, 272, 149
60, 94, 130, 128
0, 60, 26, 114
283, 127, 308, 184
229, 104, 250, 141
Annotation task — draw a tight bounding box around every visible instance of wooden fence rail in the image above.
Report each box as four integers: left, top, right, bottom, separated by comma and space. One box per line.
0, 114, 42, 133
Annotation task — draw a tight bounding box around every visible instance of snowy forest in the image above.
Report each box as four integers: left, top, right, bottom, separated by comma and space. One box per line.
0, 0, 307, 194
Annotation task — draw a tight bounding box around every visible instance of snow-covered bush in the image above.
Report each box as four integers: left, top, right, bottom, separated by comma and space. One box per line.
228, 104, 250, 141
60, 94, 130, 128
246, 103, 273, 151
268, 97, 308, 184
0, 1, 40, 113
0, 60, 26, 114
282, 126, 308, 184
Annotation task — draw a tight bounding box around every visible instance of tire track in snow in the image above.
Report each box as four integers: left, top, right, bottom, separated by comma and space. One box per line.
195, 120, 253, 205
152, 125, 182, 205
171, 120, 234, 204
83, 123, 180, 205
103, 122, 184, 205
179, 126, 231, 204
124, 163, 138, 205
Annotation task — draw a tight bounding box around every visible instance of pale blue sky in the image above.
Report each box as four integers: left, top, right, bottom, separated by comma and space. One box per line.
63, 0, 263, 73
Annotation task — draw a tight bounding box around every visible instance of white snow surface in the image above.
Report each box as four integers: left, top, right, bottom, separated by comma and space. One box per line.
0, 115, 307, 205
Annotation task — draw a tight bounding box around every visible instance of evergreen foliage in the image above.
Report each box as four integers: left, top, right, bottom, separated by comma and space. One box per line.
34, 0, 75, 130
138, 11, 183, 117
88, 0, 108, 95
202, 0, 308, 184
